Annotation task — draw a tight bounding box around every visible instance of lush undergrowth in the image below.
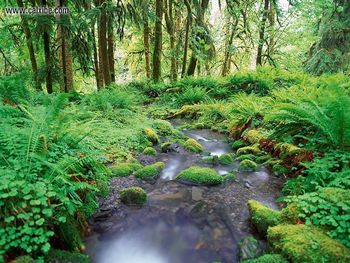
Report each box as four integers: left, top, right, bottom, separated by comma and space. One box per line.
1, 67, 350, 262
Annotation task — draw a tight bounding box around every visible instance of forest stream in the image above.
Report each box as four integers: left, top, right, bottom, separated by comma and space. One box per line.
84, 127, 283, 263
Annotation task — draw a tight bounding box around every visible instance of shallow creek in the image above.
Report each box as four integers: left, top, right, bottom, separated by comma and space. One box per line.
85, 128, 283, 263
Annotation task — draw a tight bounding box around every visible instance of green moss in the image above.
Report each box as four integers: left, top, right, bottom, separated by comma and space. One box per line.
240, 159, 258, 171
176, 166, 224, 186
280, 203, 300, 224
160, 141, 172, 152
143, 147, 157, 155
246, 129, 264, 144
218, 153, 234, 165
267, 224, 350, 263
46, 249, 91, 263
231, 139, 247, 150
144, 128, 159, 144
236, 154, 256, 162
255, 154, 271, 164
202, 155, 219, 164
237, 144, 261, 156
120, 187, 147, 205
248, 200, 281, 236
184, 138, 203, 153
133, 162, 164, 181
242, 254, 288, 263
111, 162, 143, 177
224, 172, 236, 182
275, 143, 303, 159
263, 158, 281, 167
12, 256, 35, 263
151, 120, 173, 136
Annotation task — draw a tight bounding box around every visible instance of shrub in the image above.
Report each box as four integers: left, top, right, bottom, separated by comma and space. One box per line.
144, 128, 159, 144
218, 154, 234, 165
242, 254, 288, 263
111, 162, 143, 177
225, 73, 272, 95
248, 200, 281, 236
120, 187, 147, 205
240, 159, 258, 171
143, 147, 157, 155
231, 139, 248, 150
176, 167, 224, 186
174, 87, 209, 107
267, 224, 350, 262
133, 162, 165, 181
12, 256, 36, 263
184, 138, 203, 153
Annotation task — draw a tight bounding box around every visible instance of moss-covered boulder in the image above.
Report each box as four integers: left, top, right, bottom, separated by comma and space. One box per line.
111, 162, 143, 177
255, 154, 271, 164
46, 249, 91, 263
218, 153, 234, 165
224, 172, 236, 182
202, 155, 219, 164
151, 120, 173, 136
240, 159, 258, 171
160, 142, 172, 152
267, 224, 350, 263
176, 167, 224, 186
184, 138, 203, 153
237, 154, 257, 162
245, 129, 264, 144
143, 147, 157, 155
280, 203, 300, 224
239, 236, 263, 260
237, 144, 261, 156
120, 187, 147, 205
248, 200, 281, 236
275, 143, 303, 159
144, 128, 159, 144
242, 254, 288, 263
133, 162, 164, 182
231, 139, 247, 150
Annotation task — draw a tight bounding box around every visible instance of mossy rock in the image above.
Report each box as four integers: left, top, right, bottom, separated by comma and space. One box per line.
218, 153, 234, 165
242, 254, 288, 263
231, 139, 247, 150
120, 187, 147, 205
245, 129, 264, 144
224, 172, 236, 182
194, 122, 207, 129
248, 200, 281, 236
240, 159, 258, 171
46, 249, 91, 263
13, 256, 36, 263
111, 162, 143, 177
237, 144, 261, 156
144, 128, 159, 144
176, 166, 224, 186
280, 203, 300, 224
267, 224, 350, 263
255, 154, 272, 164
151, 120, 173, 136
160, 142, 172, 152
143, 147, 157, 155
133, 162, 165, 182
236, 154, 257, 162
184, 138, 203, 153
239, 236, 263, 260
202, 155, 219, 164
275, 143, 303, 159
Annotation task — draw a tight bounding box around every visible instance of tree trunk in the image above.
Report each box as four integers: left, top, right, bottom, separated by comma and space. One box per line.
187, 55, 197, 76
143, 20, 151, 78
17, 0, 40, 90
42, 0, 53, 93
152, 0, 163, 82
107, 16, 115, 83
98, 0, 111, 87
164, 0, 176, 81
256, 0, 269, 67
93, 26, 103, 89
181, 12, 191, 77
222, 18, 238, 76
57, 0, 74, 92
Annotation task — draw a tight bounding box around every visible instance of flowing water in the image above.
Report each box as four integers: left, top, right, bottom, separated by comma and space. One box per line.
85, 128, 283, 263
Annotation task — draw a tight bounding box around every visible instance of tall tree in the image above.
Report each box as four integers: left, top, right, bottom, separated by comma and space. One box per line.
256, 0, 269, 67
107, 14, 115, 83
164, 0, 177, 81
56, 0, 74, 92
98, 0, 111, 86
181, 0, 191, 77
16, 0, 40, 90
143, 18, 151, 78
41, 0, 53, 93
152, 0, 163, 82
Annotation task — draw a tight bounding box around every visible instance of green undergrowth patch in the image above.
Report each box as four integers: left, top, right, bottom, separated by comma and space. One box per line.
120, 187, 147, 205
111, 162, 143, 177
133, 162, 165, 181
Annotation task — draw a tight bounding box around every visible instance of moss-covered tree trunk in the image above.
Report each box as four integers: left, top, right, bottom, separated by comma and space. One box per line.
256, 0, 269, 67
41, 0, 53, 94
152, 0, 163, 82
143, 20, 151, 79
